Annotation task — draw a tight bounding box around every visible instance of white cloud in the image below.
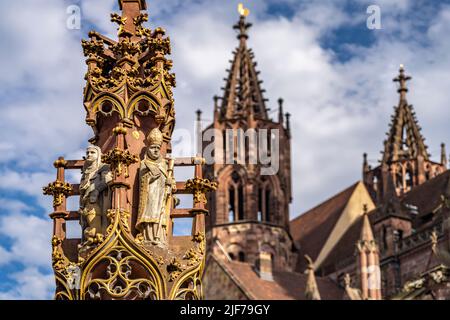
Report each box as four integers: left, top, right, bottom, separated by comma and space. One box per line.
80, 0, 117, 35
0, 267, 54, 300
0, 213, 52, 268
0, 246, 13, 266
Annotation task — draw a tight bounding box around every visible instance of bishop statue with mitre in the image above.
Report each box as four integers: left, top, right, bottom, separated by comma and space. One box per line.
137, 127, 171, 246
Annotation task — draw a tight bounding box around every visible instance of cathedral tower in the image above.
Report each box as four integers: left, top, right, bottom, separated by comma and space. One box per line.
363, 65, 447, 204
43, 0, 216, 300
202, 10, 296, 271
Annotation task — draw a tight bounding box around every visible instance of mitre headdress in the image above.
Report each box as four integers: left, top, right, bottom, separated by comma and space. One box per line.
147, 128, 163, 146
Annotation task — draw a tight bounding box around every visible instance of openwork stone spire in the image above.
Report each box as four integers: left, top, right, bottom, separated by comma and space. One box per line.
202, 5, 295, 276
219, 11, 269, 121
382, 65, 429, 163
363, 65, 446, 203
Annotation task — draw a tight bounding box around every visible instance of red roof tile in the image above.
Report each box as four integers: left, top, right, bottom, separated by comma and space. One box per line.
217, 258, 344, 300
290, 182, 359, 270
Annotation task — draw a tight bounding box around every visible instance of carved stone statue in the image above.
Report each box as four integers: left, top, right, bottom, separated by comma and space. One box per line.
79, 145, 112, 246
137, 128, 172, 246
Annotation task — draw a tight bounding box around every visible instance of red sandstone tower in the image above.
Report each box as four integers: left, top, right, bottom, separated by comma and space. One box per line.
202, 11, 296, 271
363, 65, 447, 204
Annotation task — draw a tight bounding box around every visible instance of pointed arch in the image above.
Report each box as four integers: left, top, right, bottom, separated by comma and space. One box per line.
91, 92, 126, 119
217, 166, 247, 222
127, 91, 160, 118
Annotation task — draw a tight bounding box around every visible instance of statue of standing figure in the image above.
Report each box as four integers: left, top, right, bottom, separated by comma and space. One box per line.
137, 128, 173, 246
79, 145, 112, 247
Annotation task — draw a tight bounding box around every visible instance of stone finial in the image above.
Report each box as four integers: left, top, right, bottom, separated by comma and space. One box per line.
196, 109, 202, 122
441, 143, 447, 167
360, 205, 375, 242
304, 255, 321, 300
278, 98, 284, 124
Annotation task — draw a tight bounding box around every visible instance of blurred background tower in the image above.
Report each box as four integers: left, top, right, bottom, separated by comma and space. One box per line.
201, 6, 296, 272
43, 0, 216, 300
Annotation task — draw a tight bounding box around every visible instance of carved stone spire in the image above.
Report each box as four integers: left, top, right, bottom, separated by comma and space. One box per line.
363, 153, 369, 175
356, 205, 381, 300
360, 205, 375, 242
219, 10, 269, 121
202, 5, 295, 279
383, 65, 429, 163
278, 98, 284, 125
285, 112, 291, 138
364, 66, 447, 204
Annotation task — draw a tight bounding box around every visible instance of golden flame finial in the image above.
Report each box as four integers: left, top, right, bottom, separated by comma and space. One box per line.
238, 3, 250, 17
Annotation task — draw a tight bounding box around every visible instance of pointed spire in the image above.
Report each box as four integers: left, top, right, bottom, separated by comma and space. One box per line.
196, 109, 202, 122
360, 204, 374, 242
218, 6, 269, 121
441, 143, 448, 167
382, 66, 429, 163
357, 204, 382, 300
363, 153, 369, 173
393, 64, 411, 102
285, 112, 291, 136
304, 255, 321, 300
278, 98, 284, 124
196, 109, 202, 157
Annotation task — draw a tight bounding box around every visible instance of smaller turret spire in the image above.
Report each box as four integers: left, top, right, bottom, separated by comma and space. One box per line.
356, 204, 381, 300
393, 64, 411, 102
441, 143, 448, 167
360, 205, 374, 242
278, 98, 284, 124
363, 153, 370, 174
196, 109, 202, 122
285, 112, 291, 136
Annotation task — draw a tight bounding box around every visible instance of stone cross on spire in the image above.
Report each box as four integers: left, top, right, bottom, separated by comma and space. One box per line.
393, 64, 412, 102
234, 3, 252, 41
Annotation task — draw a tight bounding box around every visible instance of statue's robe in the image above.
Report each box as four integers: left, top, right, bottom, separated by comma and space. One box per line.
79, 164, 112, 235
137, 157, 168, 233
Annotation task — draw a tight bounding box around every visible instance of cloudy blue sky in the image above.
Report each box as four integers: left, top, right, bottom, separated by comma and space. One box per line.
0, 0, 449, 299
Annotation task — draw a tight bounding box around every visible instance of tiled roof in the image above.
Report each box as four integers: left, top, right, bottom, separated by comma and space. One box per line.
290, 182, 359, 270
214, 256, 344, 300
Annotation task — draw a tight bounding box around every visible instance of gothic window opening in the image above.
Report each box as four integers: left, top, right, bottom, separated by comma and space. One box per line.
405, 168, 413, 189
265, 189, 271, 222
228, 187, 235, 222
257, 188, 263, 221
238, 185, 244, 220
238, 251, 245, 262
257, 179, 274, 223
395, 166, 404, 192
228, 172, 245, 222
